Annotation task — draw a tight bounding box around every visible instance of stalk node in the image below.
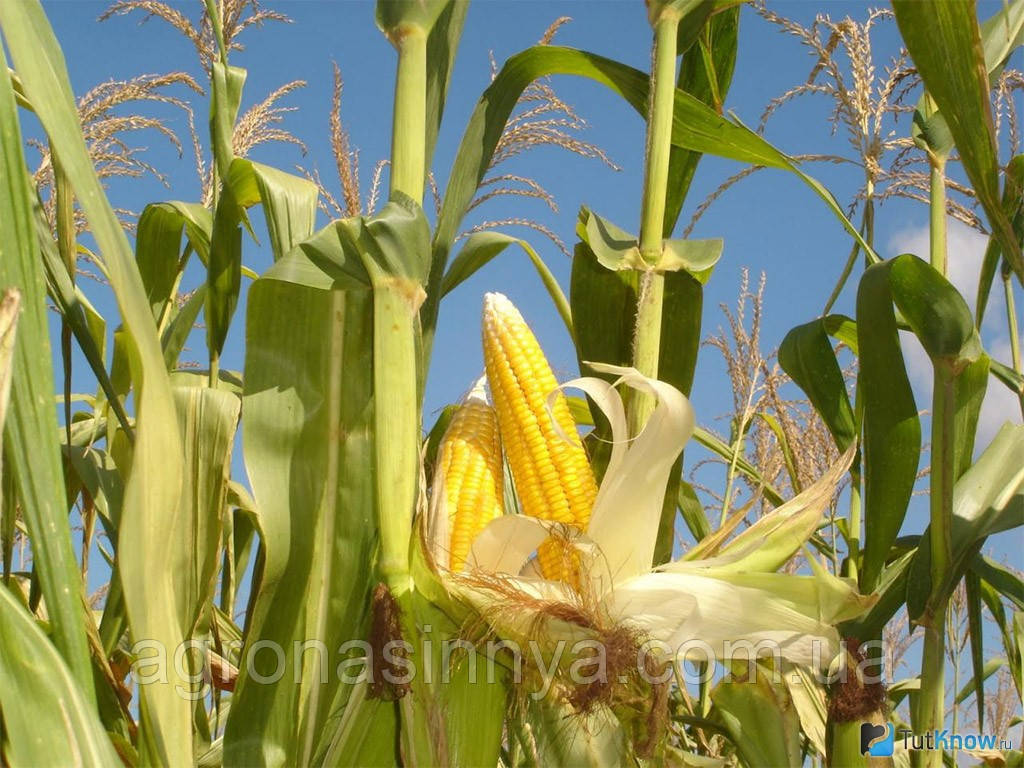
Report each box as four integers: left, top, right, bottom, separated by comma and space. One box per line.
368, 582, 411, 700
827, 638, 888, 723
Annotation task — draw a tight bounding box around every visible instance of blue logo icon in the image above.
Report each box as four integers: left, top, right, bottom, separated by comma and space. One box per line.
860, 722, 895, 756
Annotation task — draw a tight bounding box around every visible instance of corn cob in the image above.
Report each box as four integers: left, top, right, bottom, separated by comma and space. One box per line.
434, 380, 504, 571
481, 292, 598, 582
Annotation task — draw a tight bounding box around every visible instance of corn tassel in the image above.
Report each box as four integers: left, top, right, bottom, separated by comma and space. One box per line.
481, 292, 598, 582
433, 380, 504, 571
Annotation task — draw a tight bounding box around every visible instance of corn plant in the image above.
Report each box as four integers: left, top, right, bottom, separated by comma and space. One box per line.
0, 0, 1020, 767
762, 4, 1024, 767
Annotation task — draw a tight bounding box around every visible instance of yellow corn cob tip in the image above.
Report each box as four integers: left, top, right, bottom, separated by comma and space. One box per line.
481, 292, 598, 584
431, 375, 504, 572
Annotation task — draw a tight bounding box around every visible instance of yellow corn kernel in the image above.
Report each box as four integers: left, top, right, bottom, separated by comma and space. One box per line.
481, 292, 598, 582
434, 381, 504, 571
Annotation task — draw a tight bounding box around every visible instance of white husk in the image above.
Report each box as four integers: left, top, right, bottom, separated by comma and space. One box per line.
431, 363, 872, 669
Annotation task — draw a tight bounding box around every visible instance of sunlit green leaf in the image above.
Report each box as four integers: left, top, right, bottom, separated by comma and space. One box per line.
0, 34, 93, 700
892, 0, 1023, 282
0, 588, 121, 766
441, 230, 572, 338
907, 423, 1024, 622
712, 664, 801, 768
779, 318, 856, 452
856, 260, 921, 592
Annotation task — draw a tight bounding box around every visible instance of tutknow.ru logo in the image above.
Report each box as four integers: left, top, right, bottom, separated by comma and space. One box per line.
861, 722, 1013, 756
860, 723, 894, 756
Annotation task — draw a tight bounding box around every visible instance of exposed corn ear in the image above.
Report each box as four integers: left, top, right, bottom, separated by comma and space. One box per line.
481, 292, 598, 582
431, 379, 504, 571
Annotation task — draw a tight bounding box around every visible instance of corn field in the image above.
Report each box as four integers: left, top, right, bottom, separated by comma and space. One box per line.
0, 0, 1021, 766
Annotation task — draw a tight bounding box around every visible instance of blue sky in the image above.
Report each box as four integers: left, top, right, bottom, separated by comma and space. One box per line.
37, 1, 1022, 554
21, 2, 1022, 732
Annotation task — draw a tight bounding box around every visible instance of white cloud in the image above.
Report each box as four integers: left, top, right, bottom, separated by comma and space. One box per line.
979, 338, 1023, 451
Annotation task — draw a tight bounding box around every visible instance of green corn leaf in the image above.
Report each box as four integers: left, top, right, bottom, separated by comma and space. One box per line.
1, 453, 15, 583
578, 208, 642, 270
210, 63, 245, 181
648, 0, 742, 28
1, 0, 191, 758
653, 269, 705, 563
976, 155, 1024, 327
664, 5, 740, 236
349, 194, 431, 282
980, 0, 1024, 77
755, 411, 802, 493
679, 479, 711, 541
65, 444, 124, 557
1015, 613, 1024, 701
856, 261, 921, 592
953, 355, 991, 479
823, 313, 858, 354
136, 203, 194, 322
423, 404, 457, 483
784, 666, 828, 758
207, 184, 244, 361
889, 254, 989, 478
425, 44, 875, 358
660, 237, 723, 281
906, 423, 1024, 622
274, 222, 372, 290
0, 291, 18, 582
315, 681, 400, 766
441, 231, 572, 339
686, 445, 855, 571
954, 656, 1005, 707
173, 386, 240, 637
972, 553, 1024, 611
980, 580, 1023, 702
207, 157, 318, 363
424, 0, 467, 171
162, 286, 207, 370
892, 0, 1023, 283
911, 91, 955, 159
569, 235, 708, 562
35, 207, 132, 437
0, 587, 121, 766
375, 0, 448, 38
965, 569, 986, 729
859, 255, 989, 596
570, 241, 638, 386
779, 318, 856, 452
914, 0, 1024, 159
576, 208, 722, 278
570, 238, 638, 480
0, 43, 93, 698
205, 63, 245, 363
889, 255, 984, 374
141, 201, 214, 266
225, 236, 377, 765
226, 158, 319, 262
712, 664, 802, 768
527, 698, 628, 767
659, 270, 705, 400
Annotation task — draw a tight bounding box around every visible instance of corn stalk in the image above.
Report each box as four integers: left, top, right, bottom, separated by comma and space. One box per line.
629, 8, 679, 437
